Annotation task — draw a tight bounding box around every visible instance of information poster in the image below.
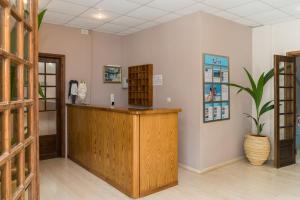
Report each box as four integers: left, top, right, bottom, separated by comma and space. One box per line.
203, 54, 230, 123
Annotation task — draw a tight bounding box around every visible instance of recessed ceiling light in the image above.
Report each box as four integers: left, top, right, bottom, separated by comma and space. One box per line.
94, 13, 107, 20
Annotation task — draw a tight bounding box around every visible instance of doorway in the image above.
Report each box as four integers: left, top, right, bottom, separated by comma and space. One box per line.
274, 51, 300, 168
38, 53, 65, 160
296, 57, 300, 163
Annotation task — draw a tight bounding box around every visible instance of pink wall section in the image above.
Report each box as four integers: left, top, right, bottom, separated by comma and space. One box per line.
90, 32, 128, 107
200, 13, 252, 169
39, 11, 252, 171
39, 24, 126, 106
122, 13, 203, 169
122, 12, 252, 170
39, 24, 93, 103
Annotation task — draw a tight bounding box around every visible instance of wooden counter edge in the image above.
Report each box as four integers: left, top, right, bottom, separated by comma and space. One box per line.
66, 103, 182, 115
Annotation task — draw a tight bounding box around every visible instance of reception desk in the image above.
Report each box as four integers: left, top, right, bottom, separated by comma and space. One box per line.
67, 104, 181, 198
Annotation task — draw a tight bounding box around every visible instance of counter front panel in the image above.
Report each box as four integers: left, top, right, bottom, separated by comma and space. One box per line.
67, 104, 180, 198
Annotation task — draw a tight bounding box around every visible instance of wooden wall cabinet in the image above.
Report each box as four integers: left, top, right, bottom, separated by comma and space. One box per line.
128, 64, 153, 107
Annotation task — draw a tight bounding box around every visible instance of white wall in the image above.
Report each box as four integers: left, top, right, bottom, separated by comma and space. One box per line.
252, 19, 300, 158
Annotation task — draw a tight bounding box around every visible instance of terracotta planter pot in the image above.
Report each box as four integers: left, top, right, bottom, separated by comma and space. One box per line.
244, 134, 270, 166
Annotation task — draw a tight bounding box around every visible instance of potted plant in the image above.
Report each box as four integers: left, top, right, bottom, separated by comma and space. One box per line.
229, 68, 275, 165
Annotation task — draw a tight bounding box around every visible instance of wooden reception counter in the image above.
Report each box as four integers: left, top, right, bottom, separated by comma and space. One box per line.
67, 104, 181, 198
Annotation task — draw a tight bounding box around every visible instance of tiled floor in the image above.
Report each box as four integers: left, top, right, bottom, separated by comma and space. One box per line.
40, 158, 300, 200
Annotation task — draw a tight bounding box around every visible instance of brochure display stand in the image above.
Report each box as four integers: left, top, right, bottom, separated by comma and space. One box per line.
203, 54, 230, 123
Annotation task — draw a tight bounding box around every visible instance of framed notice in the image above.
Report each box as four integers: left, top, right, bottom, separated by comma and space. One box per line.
203, 54, 230, 123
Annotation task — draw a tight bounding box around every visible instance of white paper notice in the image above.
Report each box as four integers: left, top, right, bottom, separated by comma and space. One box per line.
222, 85, 228, 101
205, 103, 213, 121
153, 74, 163, 86
204, 66, 212, 82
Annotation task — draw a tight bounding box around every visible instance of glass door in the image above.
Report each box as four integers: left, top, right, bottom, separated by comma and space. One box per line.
38, 54, 64, 160
0, 0, 38, 199
274, 55, 296, 168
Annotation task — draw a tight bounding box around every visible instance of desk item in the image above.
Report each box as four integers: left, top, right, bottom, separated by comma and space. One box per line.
78, 81, 87, 104
68, 80, 78, 104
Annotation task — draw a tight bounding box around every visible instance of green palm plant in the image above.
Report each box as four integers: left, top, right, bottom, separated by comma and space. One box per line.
228, 68, 275, 135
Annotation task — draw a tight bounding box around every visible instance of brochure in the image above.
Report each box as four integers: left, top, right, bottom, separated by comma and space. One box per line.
221, 66, 229, 83
213, 103, 221, 120
204, 65, 213, 82
213, 67, 221, 82
204, 103, 213, 122
204, 84, 214, 102
221, 102, 229, 119
221, 84, 229, 101
214, 84, 221, 101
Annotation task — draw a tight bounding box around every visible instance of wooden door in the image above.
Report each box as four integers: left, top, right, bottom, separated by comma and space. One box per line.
38, 54, 65, 160
0, 0, 39, 199
274, 55, 296, 168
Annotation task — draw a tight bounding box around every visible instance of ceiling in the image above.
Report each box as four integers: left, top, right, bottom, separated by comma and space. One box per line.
39, 0, 300, 36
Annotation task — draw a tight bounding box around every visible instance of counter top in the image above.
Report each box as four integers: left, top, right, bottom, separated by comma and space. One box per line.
66, 103, 181, 115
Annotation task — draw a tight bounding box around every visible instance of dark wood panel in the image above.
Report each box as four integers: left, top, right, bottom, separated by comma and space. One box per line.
39, 135, 57, 160
279, 140, 296, 167
128, 64, 153, 107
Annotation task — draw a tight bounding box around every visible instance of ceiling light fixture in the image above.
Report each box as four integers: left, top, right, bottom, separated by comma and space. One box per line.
94, 13, 107, 20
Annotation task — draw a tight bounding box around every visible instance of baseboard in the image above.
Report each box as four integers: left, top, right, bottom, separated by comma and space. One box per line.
179, 156, 244, 174
179, 163, 202, 173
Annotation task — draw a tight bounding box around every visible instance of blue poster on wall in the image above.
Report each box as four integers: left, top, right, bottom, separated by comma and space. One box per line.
203, 54, 230, 123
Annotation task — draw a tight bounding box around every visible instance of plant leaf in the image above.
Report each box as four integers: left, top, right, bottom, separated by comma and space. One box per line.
258, 123, 265, 135
39, 84, 45, 99
243, 113, 258, 126
38, 9, 47, 29
243, 68, 257, 94
255, 72, 265, 110
259, 100, 274, 116
227, 83, 256, 100
263, 68, 274, 85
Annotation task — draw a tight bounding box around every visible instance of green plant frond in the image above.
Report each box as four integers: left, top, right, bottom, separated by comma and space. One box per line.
258, 123, 265, 135
260, 105, 274, 117
259, 100, 274, 116
39, 84, 45, 99
243, 113, 258, 126
227, 83, 244, 92
243, 68, 257, 93
38, 9, 47, 29
255, 72, 265, 110
263, 68, 274, 85
227, 83, 256, 99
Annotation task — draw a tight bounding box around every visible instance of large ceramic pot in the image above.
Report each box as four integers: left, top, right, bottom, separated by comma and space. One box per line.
244, 134, 270, 166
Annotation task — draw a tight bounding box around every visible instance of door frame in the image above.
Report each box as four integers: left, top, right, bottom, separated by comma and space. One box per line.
287, 51, 300, 160
39, 53, 66, 158
274, 55, 297, 168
